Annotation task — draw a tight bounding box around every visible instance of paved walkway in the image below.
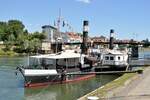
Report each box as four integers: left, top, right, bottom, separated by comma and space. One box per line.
105, 67, 150, 100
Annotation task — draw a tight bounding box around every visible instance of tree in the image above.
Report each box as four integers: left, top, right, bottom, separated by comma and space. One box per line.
27, 38, 41, 53
31, 32, 46, 41
77, 33, 83, 37
0, 21, 7, 41
13, 33, 29, 53
3, 41, 12, 51
0, 19, 46, 54
142, 38, 150, 47
23, 29, 29, 36
7, 20, 25, 39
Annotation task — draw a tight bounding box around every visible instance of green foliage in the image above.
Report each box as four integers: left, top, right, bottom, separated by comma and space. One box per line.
0, 21, 7, 41
30, 32, 46, 40
77, 33, 83, 37
0, 49, 19, 56
142, 38, 150, 48
3, 40, 14, 51
0, 19, 46, 54
7, 20, 25, 39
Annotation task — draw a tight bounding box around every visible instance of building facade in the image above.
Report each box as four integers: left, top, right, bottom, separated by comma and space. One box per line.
42, 25, 58, 42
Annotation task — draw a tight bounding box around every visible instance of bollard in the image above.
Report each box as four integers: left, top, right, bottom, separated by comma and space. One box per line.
87, 96, 99, 100
137, 69, 143, 74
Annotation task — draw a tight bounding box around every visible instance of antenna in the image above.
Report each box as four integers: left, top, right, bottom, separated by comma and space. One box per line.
57, 8, 61, 32
56, 8, 76, 40
56, 8, 63, 40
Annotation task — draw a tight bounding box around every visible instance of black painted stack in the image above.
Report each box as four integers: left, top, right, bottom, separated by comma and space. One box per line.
81, 20, 89, 54
109, 29, 114, 50
131, 45, 139, 58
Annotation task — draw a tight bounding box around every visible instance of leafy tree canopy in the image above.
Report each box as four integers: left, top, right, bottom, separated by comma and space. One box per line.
0, 19, 47, 53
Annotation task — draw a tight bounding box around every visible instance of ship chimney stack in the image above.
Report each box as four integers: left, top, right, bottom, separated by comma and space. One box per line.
109, 29, 114, 50
81, 20, 89, 54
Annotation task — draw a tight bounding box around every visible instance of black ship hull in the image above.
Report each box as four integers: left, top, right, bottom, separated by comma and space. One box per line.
24, 72, 95, 87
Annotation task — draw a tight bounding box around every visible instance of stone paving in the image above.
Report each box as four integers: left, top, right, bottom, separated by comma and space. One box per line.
105, 67, 150, 100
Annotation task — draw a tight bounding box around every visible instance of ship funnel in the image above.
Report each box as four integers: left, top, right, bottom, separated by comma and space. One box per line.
109, 29, 114, 49
81, 20, 89, 54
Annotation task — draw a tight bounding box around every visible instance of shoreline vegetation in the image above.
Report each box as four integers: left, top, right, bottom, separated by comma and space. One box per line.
140, 47, 150, 52
0, 20, 46, 57
0, 47, 149, 57
0, 49, 36, 57
0, 19, 150, 57
0, 49, 27, 56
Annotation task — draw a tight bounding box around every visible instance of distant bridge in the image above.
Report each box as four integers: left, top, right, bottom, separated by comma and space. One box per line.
63, 41, 148, 45
92, 41, 145, 45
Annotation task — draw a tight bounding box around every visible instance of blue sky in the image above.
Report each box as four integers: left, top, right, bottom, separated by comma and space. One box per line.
0, 0, 150, 40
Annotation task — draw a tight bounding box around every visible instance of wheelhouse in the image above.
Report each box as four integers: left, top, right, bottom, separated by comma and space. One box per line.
102, 50, 128, 66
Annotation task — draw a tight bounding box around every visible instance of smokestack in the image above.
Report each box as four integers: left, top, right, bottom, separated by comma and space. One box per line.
81, 20, 89, 54
109, 29, 114, 49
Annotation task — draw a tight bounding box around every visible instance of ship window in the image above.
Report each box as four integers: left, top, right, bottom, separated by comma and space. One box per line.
98, 54, 101, 57
118, 57, 120, 60
110, 57, 114, 60
105, 56, 109, 60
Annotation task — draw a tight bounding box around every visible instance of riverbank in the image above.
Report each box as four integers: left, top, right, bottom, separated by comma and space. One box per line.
0, 47, 149, 57
78, 70, 143, 100
0, 50, 20, 56
139, 47, 150, 52
0, 49, 34, 57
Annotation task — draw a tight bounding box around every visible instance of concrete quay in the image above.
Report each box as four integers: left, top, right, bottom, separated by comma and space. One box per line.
105, 66, 150, 100
78, 67, 150, 100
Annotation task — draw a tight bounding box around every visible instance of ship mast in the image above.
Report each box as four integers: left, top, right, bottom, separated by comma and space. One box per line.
57, 8, 63, 40
57, 8, 75, 33
57, 8, 61, 32
55, 8, 63, 53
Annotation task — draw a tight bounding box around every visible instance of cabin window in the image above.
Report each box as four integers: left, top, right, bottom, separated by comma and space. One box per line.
105, 56, 109, 60
98, 54, 101, 57
118, 57, 120, 60
110, 57, 114, 60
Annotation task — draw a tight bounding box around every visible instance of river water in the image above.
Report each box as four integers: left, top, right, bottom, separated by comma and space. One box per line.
25, 75, 118, 100
0, 50, 149, 100
0, 50, 150, 100
0, 56, 119, 100
0, 57, 27, 100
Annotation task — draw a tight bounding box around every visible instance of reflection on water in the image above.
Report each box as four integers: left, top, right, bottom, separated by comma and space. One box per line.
25, 75, 118, 100
139, 50, 150, 58
0, 56, 119, 100
0, 56, 28, 69
1, 51, 149, 100
0, 57, 26, 100
0, 69, 24, 100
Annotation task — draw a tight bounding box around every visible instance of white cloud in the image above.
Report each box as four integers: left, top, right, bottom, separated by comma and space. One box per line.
76, 0, 92, 4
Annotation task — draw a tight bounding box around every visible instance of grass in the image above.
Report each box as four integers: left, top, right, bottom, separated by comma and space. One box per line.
96, 73, 136, 97
0, 49, 17, 56
78, 73, 137, 100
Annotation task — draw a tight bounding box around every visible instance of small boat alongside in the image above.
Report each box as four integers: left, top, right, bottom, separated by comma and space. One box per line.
94, 48, 129, 71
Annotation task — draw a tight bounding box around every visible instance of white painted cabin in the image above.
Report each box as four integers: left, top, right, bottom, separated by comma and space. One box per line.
102, 49, 128, 67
